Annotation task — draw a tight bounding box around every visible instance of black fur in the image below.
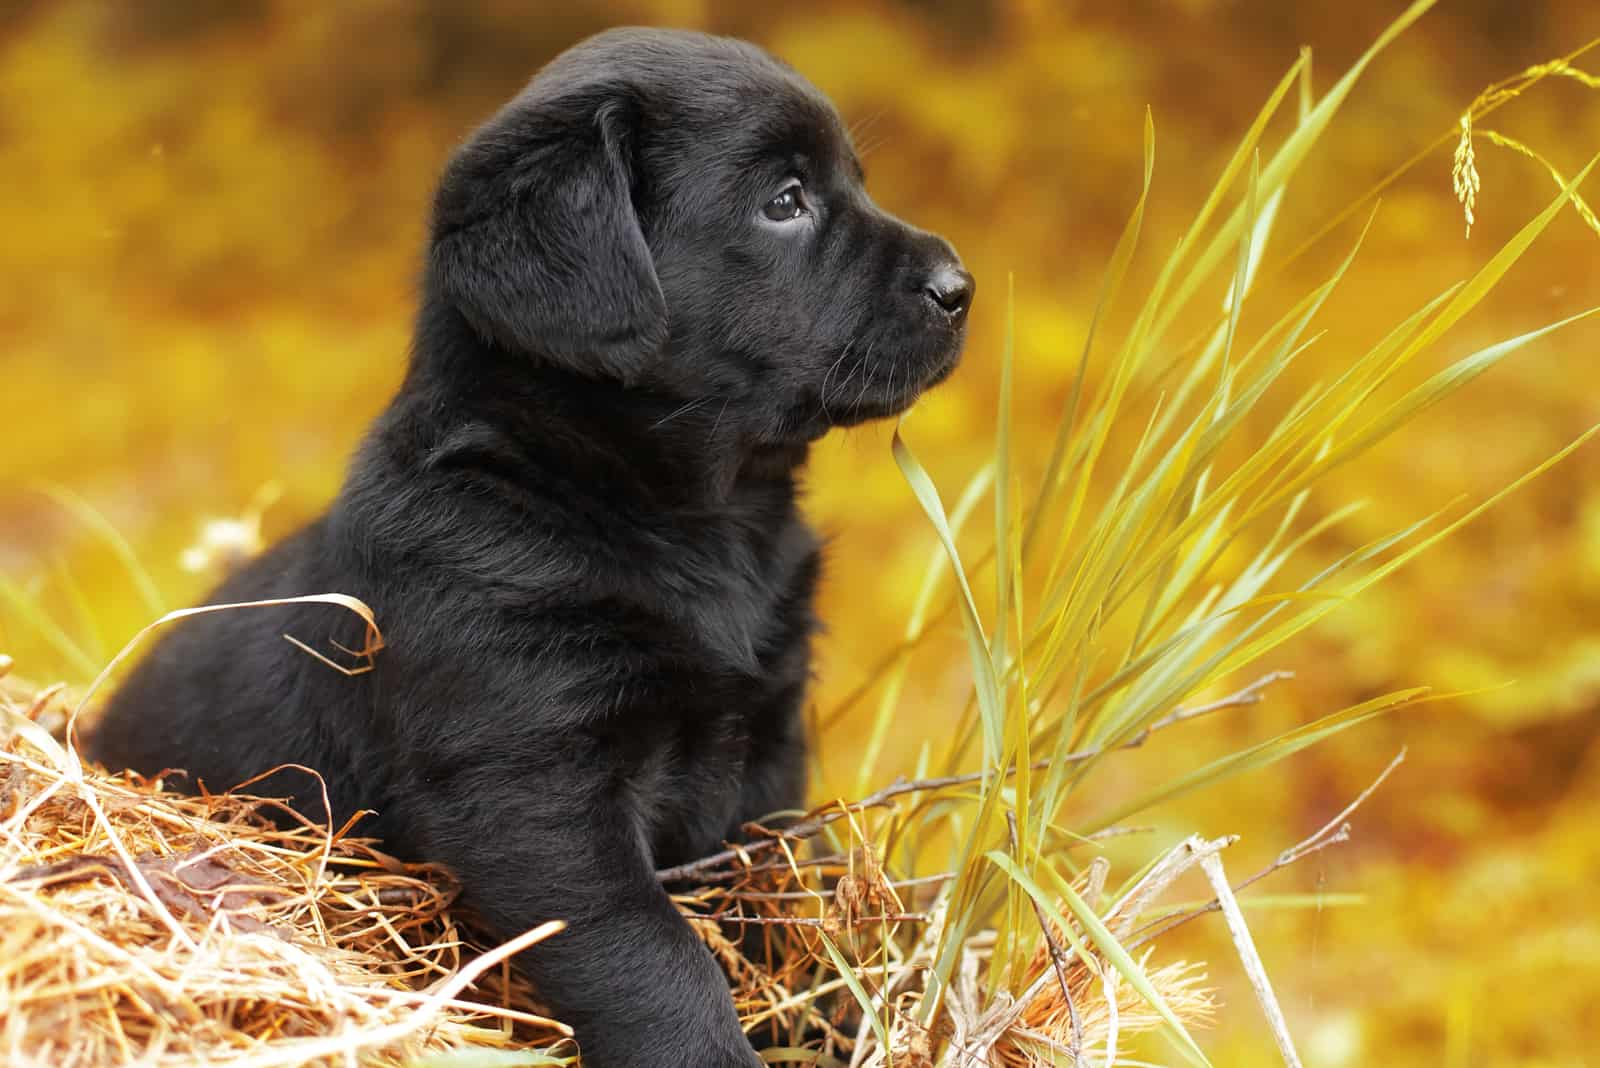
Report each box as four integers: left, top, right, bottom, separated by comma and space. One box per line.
91, 28, 971, 1068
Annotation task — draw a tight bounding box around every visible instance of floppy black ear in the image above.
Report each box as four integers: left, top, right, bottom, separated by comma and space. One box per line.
427, 95, 667, 385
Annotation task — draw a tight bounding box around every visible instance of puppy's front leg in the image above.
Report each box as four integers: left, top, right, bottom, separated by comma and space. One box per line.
419, 766, 759, 1068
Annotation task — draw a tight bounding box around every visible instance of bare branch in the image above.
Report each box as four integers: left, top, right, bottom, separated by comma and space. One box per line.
1144, 671, 1296, 735
701, 911, 929, 928
658, 670, 1292, 883
1279, 746, 1406, 867
1127, 748, 1406, 950
730, 872, 954, 902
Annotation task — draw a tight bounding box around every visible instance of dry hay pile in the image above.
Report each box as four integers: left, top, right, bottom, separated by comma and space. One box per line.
0, 656, 572, 1068
1, 654, 1226, 1067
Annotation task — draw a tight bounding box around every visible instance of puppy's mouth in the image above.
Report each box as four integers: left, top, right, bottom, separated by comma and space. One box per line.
819, 330, 965, 426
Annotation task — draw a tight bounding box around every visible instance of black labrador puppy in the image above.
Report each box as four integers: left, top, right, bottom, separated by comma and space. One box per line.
91, 27, 971, 1068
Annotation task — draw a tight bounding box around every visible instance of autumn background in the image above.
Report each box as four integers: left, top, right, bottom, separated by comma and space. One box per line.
2, 1, 1598, 1065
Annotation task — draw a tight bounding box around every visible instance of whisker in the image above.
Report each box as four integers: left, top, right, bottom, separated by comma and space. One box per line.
830, 348, 867, 418
818, 342, 856, 421
848, 108, 887, 141
710, 395, 733, 440
650, 396, 715, 431
849, 341, 879, 415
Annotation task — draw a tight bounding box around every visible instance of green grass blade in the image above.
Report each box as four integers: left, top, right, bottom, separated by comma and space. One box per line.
995, 274, 1016, 678
1026, 108, 1155, 556
34, 482, 165, 617
817, 932, 890, 1052
893, 426, 1004, 766
857, 464, 994, 795
0, 575, 100, 679
1090, 688, 1431, 831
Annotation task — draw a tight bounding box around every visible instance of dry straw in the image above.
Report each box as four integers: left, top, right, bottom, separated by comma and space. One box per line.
0, 659, 575, 1068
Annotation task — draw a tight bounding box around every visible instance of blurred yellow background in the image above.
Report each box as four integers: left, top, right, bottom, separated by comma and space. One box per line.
3, 2, 1599, 1065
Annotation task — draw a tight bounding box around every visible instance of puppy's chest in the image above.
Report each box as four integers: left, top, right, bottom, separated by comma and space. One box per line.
633, 516, 818, 863
665, 512, 820, 677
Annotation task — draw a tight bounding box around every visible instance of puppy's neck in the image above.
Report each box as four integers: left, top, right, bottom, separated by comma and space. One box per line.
400, 305, 809, 510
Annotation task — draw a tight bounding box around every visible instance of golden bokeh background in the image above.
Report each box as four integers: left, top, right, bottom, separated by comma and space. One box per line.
3, 2, 1599, 1064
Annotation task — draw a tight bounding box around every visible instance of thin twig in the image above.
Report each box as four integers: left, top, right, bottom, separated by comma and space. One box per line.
1142, 671, 1295, 737
675, 853, 851, 884
730, 872, 955, 902
705, 911, 929, 927
1280, 746, 1407, 866
659, 671, 1291, 882
1127, 748, 1406, 950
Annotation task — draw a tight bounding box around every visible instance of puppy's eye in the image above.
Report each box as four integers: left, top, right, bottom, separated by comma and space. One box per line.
762, 184, 807, 222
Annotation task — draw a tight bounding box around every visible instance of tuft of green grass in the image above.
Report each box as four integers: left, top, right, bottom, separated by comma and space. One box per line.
805, 1, 1600, 1063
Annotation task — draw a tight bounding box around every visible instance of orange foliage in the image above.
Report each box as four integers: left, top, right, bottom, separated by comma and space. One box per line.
3, 3, 1599, 1064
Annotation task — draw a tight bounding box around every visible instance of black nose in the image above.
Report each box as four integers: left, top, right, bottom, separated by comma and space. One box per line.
924, 262, 975, 319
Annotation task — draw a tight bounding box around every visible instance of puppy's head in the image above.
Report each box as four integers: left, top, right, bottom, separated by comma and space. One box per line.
427, 28, 972, 445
